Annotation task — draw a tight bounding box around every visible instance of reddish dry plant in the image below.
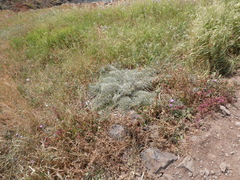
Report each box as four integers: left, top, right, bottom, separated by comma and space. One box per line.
1, 71, 235, 179
151, 67, 235, 124
29, 105, 184, 179
28, 111, 153, 179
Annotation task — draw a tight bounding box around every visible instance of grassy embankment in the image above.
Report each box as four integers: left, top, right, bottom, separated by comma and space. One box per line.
0, 0, 239, 179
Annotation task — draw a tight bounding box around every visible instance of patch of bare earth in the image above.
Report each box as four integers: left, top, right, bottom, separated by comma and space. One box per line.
157, 76, 240, 180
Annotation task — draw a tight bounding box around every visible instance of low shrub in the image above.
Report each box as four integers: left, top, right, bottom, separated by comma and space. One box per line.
89, 66, 156, 110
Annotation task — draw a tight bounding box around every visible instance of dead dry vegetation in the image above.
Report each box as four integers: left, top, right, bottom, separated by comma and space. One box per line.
0, 0, 239, 179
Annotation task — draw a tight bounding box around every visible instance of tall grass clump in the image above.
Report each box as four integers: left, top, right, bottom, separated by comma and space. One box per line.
179, 1, 240, 75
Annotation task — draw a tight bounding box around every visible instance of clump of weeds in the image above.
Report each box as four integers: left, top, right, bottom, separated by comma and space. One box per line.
143, 67, 235, 146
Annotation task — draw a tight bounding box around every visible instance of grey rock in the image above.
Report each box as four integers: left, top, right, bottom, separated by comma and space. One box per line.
141, 148, 178, 174
220, 105, 231, 116
220, 162, 229, 173
177, 156, 195, 173
109, 124, 126, 139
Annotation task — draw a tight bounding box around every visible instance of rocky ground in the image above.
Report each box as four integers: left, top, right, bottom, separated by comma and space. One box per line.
140, 76, 240, 180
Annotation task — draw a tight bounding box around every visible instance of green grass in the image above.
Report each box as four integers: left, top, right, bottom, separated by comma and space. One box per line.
6, 0, 198, 109
0, 0, 239, 179
4, 1, 238, 102
179, 0, 240, 75
10, 0, 196, 67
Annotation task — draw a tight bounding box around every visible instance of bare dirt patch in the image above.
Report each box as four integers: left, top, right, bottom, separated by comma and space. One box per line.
157, 77, 240, 180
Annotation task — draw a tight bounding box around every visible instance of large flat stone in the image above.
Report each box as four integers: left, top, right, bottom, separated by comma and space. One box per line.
141, 148, 178, 174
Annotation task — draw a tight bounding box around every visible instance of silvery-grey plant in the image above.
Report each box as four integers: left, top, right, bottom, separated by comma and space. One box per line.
89, 66, 157, 111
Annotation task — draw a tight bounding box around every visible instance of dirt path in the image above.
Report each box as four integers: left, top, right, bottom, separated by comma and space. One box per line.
158, 77, 240, 180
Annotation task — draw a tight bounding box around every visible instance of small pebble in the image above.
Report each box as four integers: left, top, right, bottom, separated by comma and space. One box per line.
199, 170, 205, 176
220, 162, 229, 173
204, 168, 210, 176
220, 105, 231, 115
211, 170, 215, 175
188, 172, 193, 177
235, 122, 240, 126
174, 171, 180, 175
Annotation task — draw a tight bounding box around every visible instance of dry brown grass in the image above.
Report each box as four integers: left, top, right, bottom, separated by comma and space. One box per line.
0, 41, 35, 131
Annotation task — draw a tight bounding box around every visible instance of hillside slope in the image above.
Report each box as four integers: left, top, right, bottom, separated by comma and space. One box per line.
0, 0, 239, 179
